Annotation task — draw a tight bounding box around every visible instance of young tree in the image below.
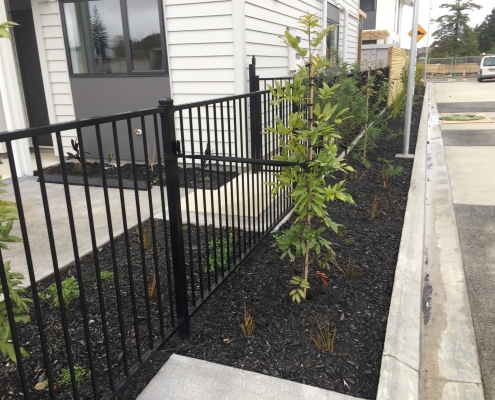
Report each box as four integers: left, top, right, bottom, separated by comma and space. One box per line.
476, 7, 495, 53
267, 14, 354, 303
429, 0, 481, 57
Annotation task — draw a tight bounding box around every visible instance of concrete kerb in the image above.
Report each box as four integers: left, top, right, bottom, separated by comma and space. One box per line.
376, 84, 430, 399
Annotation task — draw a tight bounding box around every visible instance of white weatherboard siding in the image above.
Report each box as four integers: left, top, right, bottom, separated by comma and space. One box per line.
163, 0, 239, 157
164, 0, 237, 105
31, 0, 77, 156
337, 0, 359, 64
245, 0, 323, 78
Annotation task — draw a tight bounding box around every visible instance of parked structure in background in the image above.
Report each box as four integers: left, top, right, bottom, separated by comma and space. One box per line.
0, 0, 365, 176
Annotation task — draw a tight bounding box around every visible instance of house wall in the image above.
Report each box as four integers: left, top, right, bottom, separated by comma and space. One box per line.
244, 0, 324, 78
375, 0, 400, 45
31, 0, 76, 155
163, 0, 238, 105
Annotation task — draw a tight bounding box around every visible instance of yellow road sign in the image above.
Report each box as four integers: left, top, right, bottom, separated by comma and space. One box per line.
408, 24, 427, 43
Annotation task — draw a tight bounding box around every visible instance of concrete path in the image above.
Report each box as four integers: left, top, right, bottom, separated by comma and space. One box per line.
419, 80, 495, 399
138, 354, 361, 400
2, 176, 167, 287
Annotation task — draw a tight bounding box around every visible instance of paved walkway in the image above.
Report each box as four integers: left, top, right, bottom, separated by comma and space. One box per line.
420, 81, 495, 399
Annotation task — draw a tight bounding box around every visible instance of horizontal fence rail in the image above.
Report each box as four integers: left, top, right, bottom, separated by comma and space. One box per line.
0, 87, 294, 399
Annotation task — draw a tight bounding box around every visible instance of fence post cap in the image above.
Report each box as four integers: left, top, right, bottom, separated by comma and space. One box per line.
158, 98, 173, 106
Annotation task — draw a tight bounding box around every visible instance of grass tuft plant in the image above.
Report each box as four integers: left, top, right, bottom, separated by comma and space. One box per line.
368, 197, 382, 219
311, 315, 336, 352
238, 301, 254, 336
136, 226, 150, 251
331, 255, 359, 278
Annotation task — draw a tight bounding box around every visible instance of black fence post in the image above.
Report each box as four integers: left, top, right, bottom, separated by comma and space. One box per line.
249, 56, 262, 171
159, 98, 190, 339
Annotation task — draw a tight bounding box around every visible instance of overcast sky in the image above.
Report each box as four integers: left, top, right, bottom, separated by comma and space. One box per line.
400, 0, 493, 49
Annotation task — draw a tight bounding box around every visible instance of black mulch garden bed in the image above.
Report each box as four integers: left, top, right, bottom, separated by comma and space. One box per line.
1, 90, 423, 400
37, 162, 238, 190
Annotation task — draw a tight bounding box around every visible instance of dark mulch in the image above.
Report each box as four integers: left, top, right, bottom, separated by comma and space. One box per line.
1, 90, 423, 400
38, 162, 238, 190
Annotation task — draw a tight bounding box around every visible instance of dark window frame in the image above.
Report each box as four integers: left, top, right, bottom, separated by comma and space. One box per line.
59, 0, 169, 78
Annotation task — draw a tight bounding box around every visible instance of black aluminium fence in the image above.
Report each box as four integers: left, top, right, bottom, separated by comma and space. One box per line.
0, 88, 294, 399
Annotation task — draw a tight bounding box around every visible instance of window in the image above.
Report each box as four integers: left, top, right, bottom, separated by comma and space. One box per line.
61, 0, 167, 75
360, 0, 376, 12
483, 57, 495, 66
326, 3, 340, 61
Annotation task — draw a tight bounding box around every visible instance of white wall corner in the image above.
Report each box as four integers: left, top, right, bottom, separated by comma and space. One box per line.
0, 0, 32, 174
232, 0, 247, 94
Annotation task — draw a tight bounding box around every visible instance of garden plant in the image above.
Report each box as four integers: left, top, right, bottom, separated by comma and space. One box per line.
266, 14, 354, 303
0, 161, 31, 363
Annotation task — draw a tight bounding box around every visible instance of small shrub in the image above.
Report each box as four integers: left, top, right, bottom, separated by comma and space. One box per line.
99, 271, 114, 282
381, 165, 404, 188
66, 138, 89, 163
39, 277, 79, 308
205, 232, 234, 273
311, 315, 336, 352
58, 365, 87, 387
238, 301, 254, 336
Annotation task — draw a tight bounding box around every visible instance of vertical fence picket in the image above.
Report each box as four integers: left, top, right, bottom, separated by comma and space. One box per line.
159, 99, 190, 338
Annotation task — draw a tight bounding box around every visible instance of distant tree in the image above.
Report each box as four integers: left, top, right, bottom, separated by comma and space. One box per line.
90, 6, 109, 57
429, 0, 481, 57
476, 7, 495, 53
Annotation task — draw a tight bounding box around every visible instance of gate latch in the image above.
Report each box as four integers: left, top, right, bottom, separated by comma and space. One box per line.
172, 140, 181, 155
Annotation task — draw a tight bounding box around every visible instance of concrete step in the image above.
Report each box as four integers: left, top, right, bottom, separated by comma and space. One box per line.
137, 354, 362, 400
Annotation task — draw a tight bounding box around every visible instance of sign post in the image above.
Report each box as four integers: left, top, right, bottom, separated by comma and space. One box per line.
398, 0, 422, 159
